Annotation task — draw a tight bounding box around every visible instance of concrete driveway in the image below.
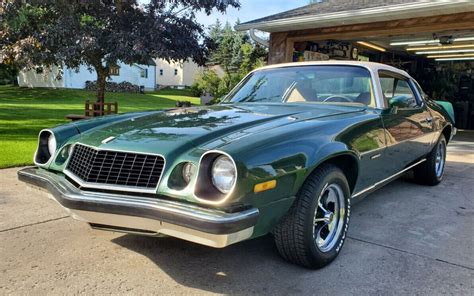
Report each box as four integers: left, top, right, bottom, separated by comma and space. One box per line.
1, 132, 473, 295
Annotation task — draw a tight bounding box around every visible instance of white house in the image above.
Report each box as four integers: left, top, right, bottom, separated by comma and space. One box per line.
18, 61, 156, 90
18, 59, 201, 90
154, 59, 202, 87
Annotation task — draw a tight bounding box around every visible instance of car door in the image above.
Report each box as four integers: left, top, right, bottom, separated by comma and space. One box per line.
378, 71, 434, 176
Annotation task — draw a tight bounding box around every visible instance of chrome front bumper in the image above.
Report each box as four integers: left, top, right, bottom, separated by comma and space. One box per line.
17, 167, 259, 248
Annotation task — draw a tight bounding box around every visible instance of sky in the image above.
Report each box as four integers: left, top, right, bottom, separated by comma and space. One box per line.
194, 0, 309, 28
140, 0, 309, 29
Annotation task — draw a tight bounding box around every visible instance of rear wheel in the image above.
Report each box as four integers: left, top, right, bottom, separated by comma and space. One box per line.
273, 164, 350, 269
414, 134, 447, 185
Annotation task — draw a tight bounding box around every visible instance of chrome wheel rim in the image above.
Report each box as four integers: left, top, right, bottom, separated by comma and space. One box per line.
313, 183, 346, 252
435, 141, 446, 178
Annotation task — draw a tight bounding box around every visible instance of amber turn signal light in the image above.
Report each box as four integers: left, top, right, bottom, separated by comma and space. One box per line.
254, 180, 277, 193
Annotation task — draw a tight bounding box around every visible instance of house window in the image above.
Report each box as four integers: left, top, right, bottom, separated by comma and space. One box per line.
174, 69, 178, 76
35, 67, 44, 74
140, 69, 148, 78
109, 66, 120, 76
159, 69, 164, 76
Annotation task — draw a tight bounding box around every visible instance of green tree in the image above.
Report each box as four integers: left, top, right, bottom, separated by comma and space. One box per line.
0, 0, 239, 105
206, 19, 266, 94
215, 22, 236, 78
206, 19, 223, 65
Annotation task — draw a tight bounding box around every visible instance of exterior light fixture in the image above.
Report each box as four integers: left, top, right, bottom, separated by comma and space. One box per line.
356, 41, 386, 52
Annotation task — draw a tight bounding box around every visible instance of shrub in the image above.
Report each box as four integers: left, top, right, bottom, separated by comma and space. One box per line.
85, 80, 140, 93
191, 69, 223, 98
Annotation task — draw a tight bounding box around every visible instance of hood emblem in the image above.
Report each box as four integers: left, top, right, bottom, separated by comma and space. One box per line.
101, 136, 116, 144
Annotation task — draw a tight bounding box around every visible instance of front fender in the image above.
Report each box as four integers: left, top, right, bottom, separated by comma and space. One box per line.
232, 137, 357, 208
305, 141, 359, 187
231, 140, 358, 238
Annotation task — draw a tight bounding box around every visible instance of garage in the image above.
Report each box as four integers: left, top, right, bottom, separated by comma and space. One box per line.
236, 0, 474, 129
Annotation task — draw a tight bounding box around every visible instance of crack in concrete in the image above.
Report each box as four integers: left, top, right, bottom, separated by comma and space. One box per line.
0, 216, 69, 233
347, 235, 474, 271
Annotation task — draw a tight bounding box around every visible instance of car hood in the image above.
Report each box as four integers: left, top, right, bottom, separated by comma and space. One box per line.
74, 103, 365, 156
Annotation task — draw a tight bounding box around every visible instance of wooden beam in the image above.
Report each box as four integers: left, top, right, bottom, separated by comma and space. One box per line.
285, 38, 294, 63
268, 32, 288, 64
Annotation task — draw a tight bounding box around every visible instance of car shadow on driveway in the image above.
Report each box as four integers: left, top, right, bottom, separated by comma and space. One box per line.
111, 233, 313, 295
111, 158, 473, 295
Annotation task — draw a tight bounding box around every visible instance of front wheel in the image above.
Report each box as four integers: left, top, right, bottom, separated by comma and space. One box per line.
414, 134, 447, 186
273, 164, 350, 269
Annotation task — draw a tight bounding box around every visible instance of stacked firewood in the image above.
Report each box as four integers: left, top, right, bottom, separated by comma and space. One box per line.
85, 81, 140, 93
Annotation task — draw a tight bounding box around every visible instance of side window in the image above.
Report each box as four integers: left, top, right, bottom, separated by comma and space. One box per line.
393, 80, 418, 108
379, 77, 395, 100
379, 72, 419, 109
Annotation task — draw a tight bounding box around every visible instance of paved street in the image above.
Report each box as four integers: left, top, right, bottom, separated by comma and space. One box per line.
1, 132, 473, 295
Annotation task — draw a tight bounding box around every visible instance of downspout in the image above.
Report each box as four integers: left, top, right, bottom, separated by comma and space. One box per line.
154, 63, 157, 90
249, 29, 269, 48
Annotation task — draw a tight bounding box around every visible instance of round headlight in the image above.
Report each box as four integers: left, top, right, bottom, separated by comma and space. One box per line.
47, 133, 57, 156
211, 155, 236, 194
182, 162, 196, 184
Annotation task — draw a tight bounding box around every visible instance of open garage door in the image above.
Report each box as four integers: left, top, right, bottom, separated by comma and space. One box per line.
285, 32, 474, 130
236, 1, 474, 129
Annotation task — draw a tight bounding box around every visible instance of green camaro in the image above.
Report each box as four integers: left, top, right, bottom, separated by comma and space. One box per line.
18, 61, 455, 268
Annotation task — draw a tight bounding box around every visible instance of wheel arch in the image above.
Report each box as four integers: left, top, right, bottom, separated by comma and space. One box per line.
442, 124, 452, 144
306, 150, 359, 195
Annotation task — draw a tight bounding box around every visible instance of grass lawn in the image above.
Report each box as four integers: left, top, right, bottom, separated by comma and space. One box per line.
0, 85, 199, 169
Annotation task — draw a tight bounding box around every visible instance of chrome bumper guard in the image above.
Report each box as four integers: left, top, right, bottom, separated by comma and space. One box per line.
18, 167, 259, 248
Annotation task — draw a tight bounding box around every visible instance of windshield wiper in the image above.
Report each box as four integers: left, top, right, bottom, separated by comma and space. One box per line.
245, 95, 281, 102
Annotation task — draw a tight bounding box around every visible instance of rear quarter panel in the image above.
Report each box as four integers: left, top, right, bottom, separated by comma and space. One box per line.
426, 100, 455, 141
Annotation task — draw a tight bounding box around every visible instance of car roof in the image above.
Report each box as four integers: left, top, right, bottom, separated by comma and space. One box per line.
256, 61, 411, 78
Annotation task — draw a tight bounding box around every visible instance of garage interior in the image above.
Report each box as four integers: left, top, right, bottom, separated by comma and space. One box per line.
289, 32, 474, 129
236, 1, 474, 130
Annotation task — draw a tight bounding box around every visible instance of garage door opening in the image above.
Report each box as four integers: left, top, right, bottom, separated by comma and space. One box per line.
288, 32, 474, 129
236, 1, 474, 130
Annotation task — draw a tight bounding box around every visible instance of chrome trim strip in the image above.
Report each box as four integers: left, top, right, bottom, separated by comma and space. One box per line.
352, 158, 426, 198
370, 153, 381, 160
64, 142, 166, 194
101, 136, 116, 144
359, 146, 386, 157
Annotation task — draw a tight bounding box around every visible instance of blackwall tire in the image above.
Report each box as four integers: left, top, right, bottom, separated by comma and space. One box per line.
414, 134, 447, 186
273, 164, 351, 269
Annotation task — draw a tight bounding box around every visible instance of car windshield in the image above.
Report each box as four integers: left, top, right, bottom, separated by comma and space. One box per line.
223, 65, 375, 107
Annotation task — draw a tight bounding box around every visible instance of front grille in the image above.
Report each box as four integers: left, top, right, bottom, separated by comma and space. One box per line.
66, 144, 165, 190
